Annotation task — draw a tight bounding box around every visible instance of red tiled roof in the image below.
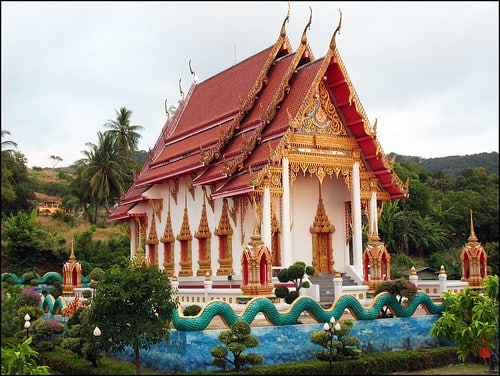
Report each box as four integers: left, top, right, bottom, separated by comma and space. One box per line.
169, 47, 274, 140
108, 22, 407, 222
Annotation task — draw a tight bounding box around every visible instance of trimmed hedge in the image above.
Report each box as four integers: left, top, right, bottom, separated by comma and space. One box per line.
37, 345, 460, 375
189, 346, 460, 375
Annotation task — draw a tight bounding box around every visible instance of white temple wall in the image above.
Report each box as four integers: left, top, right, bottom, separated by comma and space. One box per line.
289, 175, 317, 267
321, 176, 351, 273
289, 174, 351, 271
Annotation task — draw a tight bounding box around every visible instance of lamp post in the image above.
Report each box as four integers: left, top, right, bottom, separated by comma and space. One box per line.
23, 314, 31, 340
93, 326, 101, 373
323, 316, 341, 375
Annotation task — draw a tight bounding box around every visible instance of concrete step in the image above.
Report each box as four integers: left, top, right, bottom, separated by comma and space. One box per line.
310, 272, 358, 304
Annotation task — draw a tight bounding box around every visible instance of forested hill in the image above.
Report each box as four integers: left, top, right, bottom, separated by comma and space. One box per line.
389, 152, 498, 176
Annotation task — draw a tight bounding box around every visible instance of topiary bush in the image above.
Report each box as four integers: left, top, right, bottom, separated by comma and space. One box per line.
183, 304, 202, 316
210, 320, 263, 371
274, 261, 315, 304
374, 278, 417, 317
310, 318, 361, 361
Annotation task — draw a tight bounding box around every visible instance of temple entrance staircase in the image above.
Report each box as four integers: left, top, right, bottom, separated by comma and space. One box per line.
310, 272, 357, 307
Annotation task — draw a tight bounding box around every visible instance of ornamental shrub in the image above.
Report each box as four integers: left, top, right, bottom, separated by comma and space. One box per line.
17, 288, 41, 307
274, 261, 315, 304
210, 320, 263, 371
373, 278, 417, 317
183, 304, 202, 316
310, 318, 361, 361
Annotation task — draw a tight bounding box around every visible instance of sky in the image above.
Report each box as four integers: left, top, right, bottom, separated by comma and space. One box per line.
1, 1, 498, 168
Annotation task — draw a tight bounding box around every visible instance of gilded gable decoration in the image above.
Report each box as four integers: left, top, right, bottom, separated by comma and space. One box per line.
286, 83, 360, 187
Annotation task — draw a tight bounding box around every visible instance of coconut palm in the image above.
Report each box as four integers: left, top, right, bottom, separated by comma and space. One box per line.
1, 130, 18, 153
80, 131, 132, 216
103, 107, 144, 155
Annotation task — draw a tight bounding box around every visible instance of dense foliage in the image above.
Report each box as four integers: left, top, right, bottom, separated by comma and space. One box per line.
85, 259, 178, 375
310, 318, 361, 361
210, 320, 263, 371
430, 275, 499, 362
275, 261, 315, 304
1, 116, 498, 280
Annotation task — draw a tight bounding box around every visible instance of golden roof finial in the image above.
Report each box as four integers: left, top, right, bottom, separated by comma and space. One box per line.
329, 9, 343, 51
301, 6, 312, 45
280, 2, 291, 38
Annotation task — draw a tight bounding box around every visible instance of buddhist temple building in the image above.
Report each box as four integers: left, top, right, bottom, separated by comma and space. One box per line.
108, 6, 409, 293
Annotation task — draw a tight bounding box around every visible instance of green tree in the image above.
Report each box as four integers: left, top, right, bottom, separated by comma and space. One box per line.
103, 107, 144, 156
1, 337, 49, 375
430, 275, 499, 362
1, 148, 35, 214
210, 320, 263, 371
274, 261, 315, 304
86, 260, 178, 375
1, 209, 65, 275
310, 318, 361, 361
79, 131, 132, 215
373, 278, 418, 318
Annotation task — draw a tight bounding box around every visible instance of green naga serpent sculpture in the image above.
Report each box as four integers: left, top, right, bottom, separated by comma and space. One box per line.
172, 292, 446, 331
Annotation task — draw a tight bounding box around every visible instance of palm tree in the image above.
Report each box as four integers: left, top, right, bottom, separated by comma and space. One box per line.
103, 107, 144, 155
80, 131, 132, 216
1, 130, 18, 153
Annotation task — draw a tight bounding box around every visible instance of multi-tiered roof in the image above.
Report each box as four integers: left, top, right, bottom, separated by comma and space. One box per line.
109, 8, 407, 222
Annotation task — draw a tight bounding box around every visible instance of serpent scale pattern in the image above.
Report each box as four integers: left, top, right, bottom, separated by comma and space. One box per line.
172, 292, 445, 331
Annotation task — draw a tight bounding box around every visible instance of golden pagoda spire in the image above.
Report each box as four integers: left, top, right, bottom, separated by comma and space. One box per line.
468, 209, 478, 242
69, 237, 76, 263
